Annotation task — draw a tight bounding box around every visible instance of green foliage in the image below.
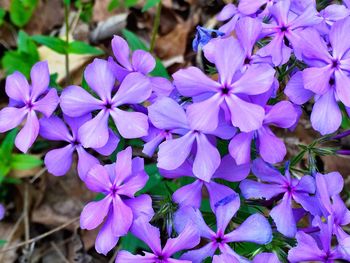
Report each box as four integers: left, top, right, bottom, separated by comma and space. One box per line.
31, 35, 104, 55
122, 29, 170, 79
75, 0, 93, 23
0, 240, 6, 247
0, 129, 42, 183
10, 0, 38, 27
142, 0, 161, 12
2, 31, 39, 77
0, 8, 6, 26
120, 233, 148, 253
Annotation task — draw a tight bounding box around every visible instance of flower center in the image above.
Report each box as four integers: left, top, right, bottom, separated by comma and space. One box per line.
105, 101, 113, 110
331, 59, 339, 69
280, 25, 288, 32
244, 56, 252, 65
26, 101, 34, 110
221, 86, 231, 95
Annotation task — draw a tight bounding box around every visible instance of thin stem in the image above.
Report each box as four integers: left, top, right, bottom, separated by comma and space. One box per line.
64, 2, 70, 85
150, 1, 162, 54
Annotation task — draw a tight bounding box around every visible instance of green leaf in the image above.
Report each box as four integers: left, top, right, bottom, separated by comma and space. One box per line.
124, 0, 139, 7
0, 165, 11, 183
2, 51, 34, 77
18, 31, 39, 57
142, 0, 160, 12
120, 233, 147, 253
68, 41, 104, 55
151, 58, 170, 78
122, 29, 148, 51
11, 154, 43, 170
10, 0, 38, 27
63, 0, 71, 5
0, 129, 18, 158
0, 8, 6, 26
108, 0, 119, 11
0, 240, 7, 247
31, 35, 68, 54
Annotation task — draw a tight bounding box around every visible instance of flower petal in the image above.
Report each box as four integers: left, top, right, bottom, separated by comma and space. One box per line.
264, 101, 298, 128
110, 108, 149, 139
226, 94, 265, 132
335, 70, 350, 107
251, 158, 286, 184
80, 196, 112, 230
84, 164, 112, 193
302, 66, 333, 95
238, 0, 266, 15
132, 50, 156, 74
148, 97, 189, 130
95, 213, 120, 256
157, 132, 195, 170
181, 243, 217, 263
84, 58, 115, 101
76, 147, 100, 181
15, 111, 39, 153
172, 67, 220, 97
270, 193, 296, 238
0, 107, 27, 133
240, 179, 285, 200
94, 129, 120, 156
44, 145, 74, 176
215, 193, 241, 233
113, 147, 132, 186
225, 213, 272, 244
285, 71, 314, 105
311, 89, 342, 135
5, 71, 30, 102
111, 195, 133, 236
229, 132, 253, 165
253, 252, 280, 263
111, 35, 132, 70
30, 61, 50, 100
329, 17, 350, 58
206, 181, 238, 213
60, 85, 103, 117
193, 133, 221, 182
79, 110, 110, 148
39, 116, 72, 141
150, 77, 174, 97
32, 88, 59, 117
112, 72, 151, 106
115, 251, 156, 263
123, 194, 154, 221
173, 180, 203, 208
118, 170, 148, 198
212, 155, 250, 182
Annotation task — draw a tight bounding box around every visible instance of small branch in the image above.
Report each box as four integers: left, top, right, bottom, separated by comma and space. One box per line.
50, 242, 69, 263
150, 1, 162, 54
23, 183, 30, 250
0, 217, 79, 254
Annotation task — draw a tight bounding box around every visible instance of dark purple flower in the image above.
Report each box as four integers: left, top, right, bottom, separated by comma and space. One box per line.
61, 58, 151, 148
0, 61, 59, 153
40, 114, 119, 180
240, 159, 319, 237
0, 204, 5, 220
288, 217, 348, 262
174, 197, 272, 263
160, 155, 250, 211
108, 36, 174, 98
148, 97, 235, 182
80, 147, 153, 255
257, 0, 321, 65
115, 217, 200, 263
173, 36, 275, 133
192, 26, 224, 52
229, 101, 298, 164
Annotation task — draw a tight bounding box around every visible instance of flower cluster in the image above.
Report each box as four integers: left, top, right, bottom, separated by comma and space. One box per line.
1, 0, 350, 262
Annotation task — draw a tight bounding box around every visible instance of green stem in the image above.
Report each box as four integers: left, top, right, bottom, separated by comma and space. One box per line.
150, 1, 162, 54
64, 2, 70, 85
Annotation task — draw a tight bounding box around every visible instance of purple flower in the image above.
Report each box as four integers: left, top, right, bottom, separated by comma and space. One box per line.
160, 155, 250, 211
192, 26, 224, 52
115, 217, 200, 263
40, 114, 119, 180
316, 4, 350, 34
257, 0, 321, 65
174, 197, 272, 263
240, 159, 319, 237
80, 147, 153, 255
229, 101, 298, 165
238, 0, 276, 16
213, 253, 239, 263
253, 252, 281, 263
148, 97, 236, 182
288, 217, 348, 262
216, 4, 244, 35
315, 172, 350, 241
0, 61, 59, 153
61, 58, 151, 148
0, 204, 5, 220
173, 36, 275, 133
286, 18, 350, 135
108, 36, 174, 98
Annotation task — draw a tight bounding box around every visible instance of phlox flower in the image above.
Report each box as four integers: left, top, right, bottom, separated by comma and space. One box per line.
216, 3, 244, 35
288, 217, 349, 262
0, 204, 5, 220
252, 252, 281, 263
173, 36, 275, 133
229, 100, 298, 165
80, 147, 153, 255
192, 26, 224, 52
238, 0, 276, 16
0, 61, 59, 153
257, 0, 321, 65
286, 18, 350, 135
316, 4, 350, 34
115, 217, 200, 263
174, 196, 272, 263
60, 58, 151, 148
160, 155, 250, 211
240, 158, 319, 237
148, 97, 235, 182
108, 35, 174, 98
40, 114, 119, 180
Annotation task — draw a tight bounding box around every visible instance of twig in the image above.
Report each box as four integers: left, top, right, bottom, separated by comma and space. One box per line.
0, 214, 24, 262
0, 217, 79, 254
30, 167, 47, 184
50, 242, 69, 263
150, 1, 162, 54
